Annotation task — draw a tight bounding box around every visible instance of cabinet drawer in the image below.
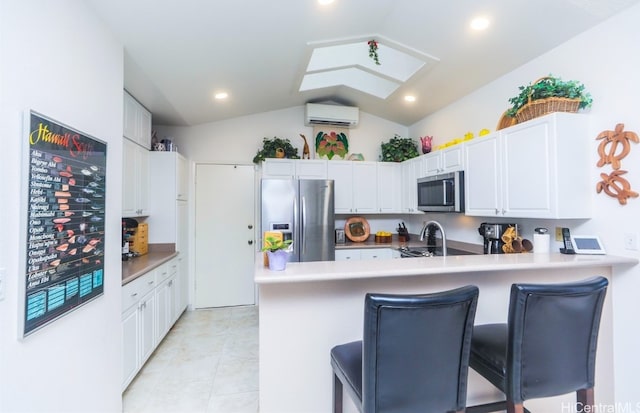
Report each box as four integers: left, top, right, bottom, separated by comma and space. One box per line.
122, 271, 156, 312
155, 263, 171, 283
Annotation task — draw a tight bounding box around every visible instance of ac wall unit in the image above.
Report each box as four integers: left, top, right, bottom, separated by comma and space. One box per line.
304, 103, 359, 128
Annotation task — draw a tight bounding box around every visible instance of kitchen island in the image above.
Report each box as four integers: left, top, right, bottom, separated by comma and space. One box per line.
255, 252, 637, 413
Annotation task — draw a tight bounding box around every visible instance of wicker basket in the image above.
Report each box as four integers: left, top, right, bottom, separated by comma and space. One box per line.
513, 77, 581, 124
496, 110, 517, 131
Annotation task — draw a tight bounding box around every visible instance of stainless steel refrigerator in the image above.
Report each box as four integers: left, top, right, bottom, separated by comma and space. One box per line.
260, 179, 335, 262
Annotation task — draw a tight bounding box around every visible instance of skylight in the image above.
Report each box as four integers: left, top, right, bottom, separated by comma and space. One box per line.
300, 36, 439, 99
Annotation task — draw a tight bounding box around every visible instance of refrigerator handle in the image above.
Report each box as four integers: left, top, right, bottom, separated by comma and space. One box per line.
301, 196, 307, 255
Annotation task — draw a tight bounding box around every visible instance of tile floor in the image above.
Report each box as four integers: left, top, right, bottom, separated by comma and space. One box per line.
123, 305, 259, 413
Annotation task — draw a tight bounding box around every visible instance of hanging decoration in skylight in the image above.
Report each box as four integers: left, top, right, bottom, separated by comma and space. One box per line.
367, 39, 380, 65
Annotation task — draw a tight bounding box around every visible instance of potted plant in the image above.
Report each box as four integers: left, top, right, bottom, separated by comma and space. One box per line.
380, 135, 419, 162
506, 75, 593, 123
253, 137, 300, 164
262, 236, 293, 271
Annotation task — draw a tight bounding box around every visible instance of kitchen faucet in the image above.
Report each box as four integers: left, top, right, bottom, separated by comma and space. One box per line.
420, 220, 447, 257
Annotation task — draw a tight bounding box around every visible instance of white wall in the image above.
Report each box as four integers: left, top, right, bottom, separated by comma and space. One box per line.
408, 4, 640, 405
0, 1, 123, 411
155, 107, 408, 164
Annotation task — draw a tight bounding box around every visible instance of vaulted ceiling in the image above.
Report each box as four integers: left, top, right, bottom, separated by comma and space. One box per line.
87, 0, 640, 127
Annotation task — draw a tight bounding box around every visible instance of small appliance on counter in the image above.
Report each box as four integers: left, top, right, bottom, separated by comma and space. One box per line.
478, 223, 518, 254
122, 218, 148, 260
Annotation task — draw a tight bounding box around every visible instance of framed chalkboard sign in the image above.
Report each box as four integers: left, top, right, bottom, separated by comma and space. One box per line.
21, 111, 107, 336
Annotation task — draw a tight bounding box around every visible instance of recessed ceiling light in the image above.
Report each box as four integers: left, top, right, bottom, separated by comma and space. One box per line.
318, 0, 334, 5
404, 95, 416, 102
470, 16, 490, 31
214, 92, 228, 100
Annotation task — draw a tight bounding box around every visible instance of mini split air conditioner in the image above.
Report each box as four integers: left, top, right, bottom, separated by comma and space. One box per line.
304, 103, 359, 128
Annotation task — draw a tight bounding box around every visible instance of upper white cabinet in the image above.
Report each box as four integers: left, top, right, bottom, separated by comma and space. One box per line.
376, 162, 401, 213
147, 152, 189, 244
261, 159, 296, 178
328, 161, 377, 214
261, 159, 327, 179
422, 144, 465, 176
122, 138, 149, 217
400, 157, 421, 213
123, 91, 152, 149
465, 113, 591, 219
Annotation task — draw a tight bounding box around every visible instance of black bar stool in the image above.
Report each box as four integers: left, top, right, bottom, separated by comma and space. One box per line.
330, 285, 479, 413
467, 276, 609, 413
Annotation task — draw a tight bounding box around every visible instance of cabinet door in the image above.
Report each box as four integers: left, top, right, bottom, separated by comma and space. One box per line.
139, 292, 156, 364
376, 162, 400, 213
441, 144, 464, 172
335, 249, 360, 261
352, 162, 377, 213
155, 279, 170, 341
262, 159, 296, 178
401, 158, 420, 213
122, 139, 137, 216
136, 147, 149, 215
501, 121, 553, 217
295, 159, 327, 179
360, 249, 392, 260
423, 152, 441, 175
123, 92, 137, 141
122, 306, 139, 389
464, 134, 501, 216
327, 161, 353, 213
176, 154, 188, 200
137, 107, 152, 149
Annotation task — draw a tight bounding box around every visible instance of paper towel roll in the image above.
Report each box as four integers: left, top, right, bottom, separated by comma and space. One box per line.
533, 233, 550, 254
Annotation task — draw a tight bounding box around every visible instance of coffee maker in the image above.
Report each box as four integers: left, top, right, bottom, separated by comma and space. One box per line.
478, 223, 518, 254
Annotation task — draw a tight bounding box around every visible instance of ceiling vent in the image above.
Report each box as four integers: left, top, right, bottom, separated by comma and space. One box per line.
305, 103, 359, 128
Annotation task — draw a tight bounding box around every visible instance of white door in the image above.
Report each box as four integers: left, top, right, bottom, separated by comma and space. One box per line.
194, 164, 255, 308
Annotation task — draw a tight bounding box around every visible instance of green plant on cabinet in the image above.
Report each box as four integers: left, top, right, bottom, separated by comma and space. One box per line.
380, 135, 419, 162
253, 137, 300, 164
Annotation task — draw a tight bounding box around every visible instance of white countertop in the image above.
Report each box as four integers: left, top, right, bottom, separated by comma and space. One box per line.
254, 253, 637, 284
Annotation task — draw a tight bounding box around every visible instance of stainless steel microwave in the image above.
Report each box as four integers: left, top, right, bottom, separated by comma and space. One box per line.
417, 171, 465, 212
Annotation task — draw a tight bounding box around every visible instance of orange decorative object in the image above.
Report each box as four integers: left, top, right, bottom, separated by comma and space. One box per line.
596, 170, 639, 205
596, 123, 638, 170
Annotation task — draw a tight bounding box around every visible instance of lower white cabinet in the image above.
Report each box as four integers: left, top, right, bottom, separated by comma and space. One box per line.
122, 257, 183, 391
335, 248, 394, 261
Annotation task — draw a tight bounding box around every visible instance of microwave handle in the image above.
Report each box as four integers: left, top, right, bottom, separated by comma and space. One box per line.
443, 180, 452, 205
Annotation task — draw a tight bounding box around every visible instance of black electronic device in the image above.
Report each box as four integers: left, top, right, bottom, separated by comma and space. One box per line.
559, 227, 576, 254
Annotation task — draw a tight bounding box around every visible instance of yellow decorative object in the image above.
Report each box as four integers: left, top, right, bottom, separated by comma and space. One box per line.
464, 132, 474, 141
479, 128, 490, 136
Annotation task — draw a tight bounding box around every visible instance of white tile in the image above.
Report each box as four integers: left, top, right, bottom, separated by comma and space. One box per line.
124, 306, 259, 413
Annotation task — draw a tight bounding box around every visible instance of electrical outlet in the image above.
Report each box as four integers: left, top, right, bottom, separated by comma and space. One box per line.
624, 233, 638, 251
0, 268, 5, 301
555, 227, 563, 242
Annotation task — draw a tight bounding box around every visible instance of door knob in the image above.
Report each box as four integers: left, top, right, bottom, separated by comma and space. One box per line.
248, 240, 253, 245
248, 224, 253, 229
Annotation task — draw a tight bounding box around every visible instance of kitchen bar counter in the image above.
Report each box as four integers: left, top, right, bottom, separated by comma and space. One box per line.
256, 253, 637, 413
255, 252, 636, 284
334, 233, 483, 253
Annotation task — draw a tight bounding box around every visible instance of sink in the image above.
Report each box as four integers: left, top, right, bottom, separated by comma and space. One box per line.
398, 246, 478, 258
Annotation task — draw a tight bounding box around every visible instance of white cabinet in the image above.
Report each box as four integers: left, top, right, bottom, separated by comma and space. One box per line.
262, 159, 296, 178
155, 261, 179, 341
122, 257, 182, 391
422, 144, 465, 176
328, 161, 377, 213
335, 248, 394, 261
401, 157, 421, 213
464, 113, 591, 218
122, 138, 149, 217
376, 162, 401, 213
121, 270, 157, 390
261, 159, 327, 179
123, 91, 152, 149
